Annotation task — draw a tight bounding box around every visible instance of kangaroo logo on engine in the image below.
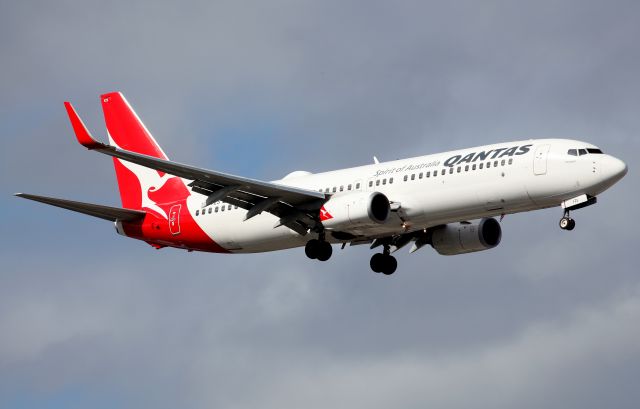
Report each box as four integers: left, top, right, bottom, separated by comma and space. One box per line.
319, 206, 333, 221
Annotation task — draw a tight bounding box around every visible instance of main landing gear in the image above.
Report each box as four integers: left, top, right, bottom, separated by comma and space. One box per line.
370, 245, 397, 275
559, 210, 576, 231
305, 238, 333, 261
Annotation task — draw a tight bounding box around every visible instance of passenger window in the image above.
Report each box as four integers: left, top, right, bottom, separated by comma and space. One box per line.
568, 149, 577, 156
404, 175, 408, 182
480, 163, 484, 169
579, 149, 587, 156
382, 179, 386, 185
376, 180, 380, 186
221, 206, 225, 212
487, 162, 491, 168
332, 187, 337, 192
433, 170, 438, 177
369, 181, 373, 187
356, 183, 361, 189
494, 160, 499, 167
215, 207, 219, 212
228, 205, 232, 210
456, 166, 461, 173
196, 210, 199, 216
465, 165, 469, 172
411, 174, 415, 180
389, 177, 393, 184
426, 171, 430, 178
501, 159, 505, 166
508, 158, 513, 165
208, 208, 212, 214
418, 173, 423, 179
339, 186, 344, 192
348, 184, 352, 190
472, 164, 476, 170
449, 167, 453, 174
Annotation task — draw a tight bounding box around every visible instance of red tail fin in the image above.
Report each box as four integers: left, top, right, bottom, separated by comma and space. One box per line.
101, 92, 168, 159
101, 92, 190, 213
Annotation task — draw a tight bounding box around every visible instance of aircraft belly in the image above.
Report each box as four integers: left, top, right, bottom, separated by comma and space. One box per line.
206, 211, 306, 253
410, 179, 533, 226
417, 187, 484, 221
525, 160, 584, 206
476, 178, 532, 211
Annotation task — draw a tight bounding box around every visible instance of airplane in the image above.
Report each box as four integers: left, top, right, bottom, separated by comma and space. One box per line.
16, 92, 628, 275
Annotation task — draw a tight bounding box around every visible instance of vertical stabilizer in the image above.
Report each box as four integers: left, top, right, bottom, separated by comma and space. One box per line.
100, 92, 189, 213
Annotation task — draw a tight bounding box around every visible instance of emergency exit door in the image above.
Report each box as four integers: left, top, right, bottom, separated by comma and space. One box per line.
533, 144, 550, 175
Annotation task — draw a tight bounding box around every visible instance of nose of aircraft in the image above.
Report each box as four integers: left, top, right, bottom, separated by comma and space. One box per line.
604, 155, 628, 185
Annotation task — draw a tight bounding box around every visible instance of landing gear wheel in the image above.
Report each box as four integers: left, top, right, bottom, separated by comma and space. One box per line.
305, 239, 332, 261
370, 253, 385, 273
381, 256, 397, 275
559, 217, 576, 231
317, 241, 333, 261
305, 239, 319, 259
566, 218, 576, 231
370, 253, 397, 275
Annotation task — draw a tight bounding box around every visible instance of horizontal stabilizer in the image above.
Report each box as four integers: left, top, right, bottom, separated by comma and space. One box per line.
15, 193, 146, 222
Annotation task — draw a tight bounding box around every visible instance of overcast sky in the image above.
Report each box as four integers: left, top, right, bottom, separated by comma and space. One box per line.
1, 1, 639, 408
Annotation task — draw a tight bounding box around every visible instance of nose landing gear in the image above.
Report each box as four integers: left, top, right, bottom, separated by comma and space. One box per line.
370, 245, 397, 275
559, 210, 576, 231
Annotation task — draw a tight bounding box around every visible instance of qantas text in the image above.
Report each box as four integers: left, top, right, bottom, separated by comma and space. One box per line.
443, 144, 532, 167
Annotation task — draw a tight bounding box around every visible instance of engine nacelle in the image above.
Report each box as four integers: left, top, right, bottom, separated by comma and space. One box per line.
321, 191, 390, 230
431, 218, 502, 255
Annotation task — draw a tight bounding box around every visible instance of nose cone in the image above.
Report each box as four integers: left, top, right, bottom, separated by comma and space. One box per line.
604, 155, 628, 185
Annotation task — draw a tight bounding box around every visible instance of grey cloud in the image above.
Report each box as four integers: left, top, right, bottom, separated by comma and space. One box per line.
1, 0, 640, 408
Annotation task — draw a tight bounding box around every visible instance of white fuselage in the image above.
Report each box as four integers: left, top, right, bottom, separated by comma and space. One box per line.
185, 139, 627, 253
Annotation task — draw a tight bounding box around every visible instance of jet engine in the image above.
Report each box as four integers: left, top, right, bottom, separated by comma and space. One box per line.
321, 191, 390, 230
431, 218, 502, 255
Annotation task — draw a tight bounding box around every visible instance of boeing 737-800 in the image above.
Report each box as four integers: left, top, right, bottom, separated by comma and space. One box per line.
16, 92, 628, 275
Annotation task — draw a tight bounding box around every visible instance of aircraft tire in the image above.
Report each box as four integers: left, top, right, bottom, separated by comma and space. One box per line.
370, 253, 384, 273
305, 239, 319, 259
317, 242, 333, 261
381, 255, 397, 275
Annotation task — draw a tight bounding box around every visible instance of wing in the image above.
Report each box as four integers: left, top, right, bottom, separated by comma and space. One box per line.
65, 102, 327, 235
15, 193, 146, 222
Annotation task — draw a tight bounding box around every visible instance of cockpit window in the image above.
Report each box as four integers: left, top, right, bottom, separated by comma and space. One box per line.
587, 148, 603, 154
568, 149, 577, 156
578, 149, 588, 156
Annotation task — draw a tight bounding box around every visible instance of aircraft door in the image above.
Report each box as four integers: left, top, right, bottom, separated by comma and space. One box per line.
169, 204, 181, 235
533, 144, 551, 175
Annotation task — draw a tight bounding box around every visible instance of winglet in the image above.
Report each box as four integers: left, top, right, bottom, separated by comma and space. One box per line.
64, 101, 105, 149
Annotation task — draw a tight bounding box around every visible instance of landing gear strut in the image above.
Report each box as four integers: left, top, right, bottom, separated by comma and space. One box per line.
370, 245, 397, 275
305, 236, 333, 261
559, 210, 576, 231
